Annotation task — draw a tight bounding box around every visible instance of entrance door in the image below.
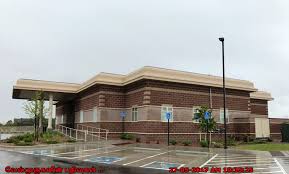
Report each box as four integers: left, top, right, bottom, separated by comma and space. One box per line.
255, 118, 270, 138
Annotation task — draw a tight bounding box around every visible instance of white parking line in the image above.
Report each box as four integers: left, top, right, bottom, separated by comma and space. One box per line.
254, 167, 280, 170
207, 163, 278, 167
123, 151, 172, 166
210, 158, 275, 163
215, 157, 273, 160
175, 150, 212, 154
253, 171, 283, 174
208, 161, 275, 165
274, 158, 287, 174
133, 147, 161, 151
200, 154, 218, 168
140, 161, 156, 168
217, 155, 261, 158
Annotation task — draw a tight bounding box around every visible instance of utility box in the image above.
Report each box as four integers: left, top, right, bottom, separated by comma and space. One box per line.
281, 123, 289, 142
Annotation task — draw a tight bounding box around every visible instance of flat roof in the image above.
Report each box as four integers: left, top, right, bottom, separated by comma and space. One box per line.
250, 91, 274, 101
12, 66, 272, 101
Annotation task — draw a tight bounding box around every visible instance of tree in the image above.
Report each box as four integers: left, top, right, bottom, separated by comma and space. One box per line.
193, 106, 217, 133
5, 120, 14, 126
23, 91, 48, 141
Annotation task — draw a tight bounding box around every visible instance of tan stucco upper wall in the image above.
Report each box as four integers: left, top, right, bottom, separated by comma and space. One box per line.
250, 91, 273, 101
14, 66, 259, 95
14, 79, 80, 93
80, 66, 257, 92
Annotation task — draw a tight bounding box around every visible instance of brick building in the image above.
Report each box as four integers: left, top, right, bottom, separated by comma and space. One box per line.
13, 66, 283, 143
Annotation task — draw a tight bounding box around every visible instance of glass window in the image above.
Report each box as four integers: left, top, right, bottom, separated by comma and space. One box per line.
193, 106, 201, 123
219, 108, 229, 124
161, 105, 173, 122
93, 107, 97, 122
132, 107, 138, 121
61, 114, 64, 124
80, 110, 84, 123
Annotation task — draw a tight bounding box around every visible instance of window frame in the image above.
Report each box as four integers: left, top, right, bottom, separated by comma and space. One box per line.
131, 106, 138, 122
192, 106, 201, 123
93, 107, 97, 122
80, 110, 84, 123
161, 105, 173, 122
61, 114, 64, 124
219, 108, 229, 124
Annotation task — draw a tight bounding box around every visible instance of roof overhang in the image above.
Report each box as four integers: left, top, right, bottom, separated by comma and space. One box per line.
250, 91, 274, 101
79, 66, 258, 92
12, 66, 260, 101
12, 79, 80, 101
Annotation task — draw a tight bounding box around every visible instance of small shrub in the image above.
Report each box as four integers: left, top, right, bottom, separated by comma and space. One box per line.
40, 131, 64, 144
6, 133, 34, 145
182, 140, 192, 146
23, 136, 33, 143
169, 140, 177, 145
227, 137, 237, 146
120, 133, 134, 140
200, 140, 209, 147
253, 139, 267, 144
6, 137, 16, 143
67, 139, 76, 143
212, 142, 222, 148
14, 141, 34, 146
45, 140, 58, 144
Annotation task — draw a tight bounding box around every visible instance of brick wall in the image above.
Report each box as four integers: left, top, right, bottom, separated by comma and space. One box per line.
250, 99, 268, 115
75, 94, 98, 111
55, 79, 274, 142
69, 79, 252, 111
77, 121, 254, 133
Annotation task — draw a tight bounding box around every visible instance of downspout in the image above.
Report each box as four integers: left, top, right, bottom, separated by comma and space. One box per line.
209, 87, 213, 109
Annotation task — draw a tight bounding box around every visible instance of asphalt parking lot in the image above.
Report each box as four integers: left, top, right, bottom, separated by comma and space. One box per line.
2, 143, 289, 173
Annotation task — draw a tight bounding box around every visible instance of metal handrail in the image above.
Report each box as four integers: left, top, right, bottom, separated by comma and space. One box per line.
77, 124, 109, 141
56, 125, 86, 141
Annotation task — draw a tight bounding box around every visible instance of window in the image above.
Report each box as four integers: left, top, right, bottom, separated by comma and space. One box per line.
132, 107, 138, 121
193, 106, 201, 123
61, 114, 64, 124
161, 105, 173, 122
80, 110, 84, 123
55, 116, 59, 125
219, 108, 229, 124
93, 107, 97, 122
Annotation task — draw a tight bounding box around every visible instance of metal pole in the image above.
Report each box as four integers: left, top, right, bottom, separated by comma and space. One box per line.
219, 37, 227, 149
122, 117, 125, 133
206, 119, 209, 148
168, 118, 170, 146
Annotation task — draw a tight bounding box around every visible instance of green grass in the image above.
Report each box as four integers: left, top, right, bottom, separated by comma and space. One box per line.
236, 143, 289, 151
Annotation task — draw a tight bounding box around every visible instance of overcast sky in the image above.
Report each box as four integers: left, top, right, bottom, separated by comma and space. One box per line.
0, 0, 288, 123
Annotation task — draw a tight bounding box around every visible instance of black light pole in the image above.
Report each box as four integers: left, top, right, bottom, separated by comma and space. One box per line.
219, 37, 227, 149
